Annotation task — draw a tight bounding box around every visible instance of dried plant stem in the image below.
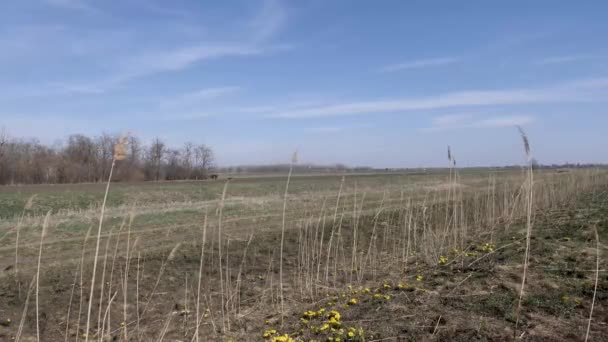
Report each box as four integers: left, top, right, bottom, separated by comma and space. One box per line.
16, 276, 36, 342
36, 211, 51, 341
584, 226, 600, 342
325, 177, 345, 284
85, 157, 116, 342
100, 291, 118, 340
122, 214, 135, 341
195, 210, 208, 342
97, 225, 116, 340
279, 157, 295, 324
515, 126, 533, 335
136, 252, 141, 341
217, 180, 229, 332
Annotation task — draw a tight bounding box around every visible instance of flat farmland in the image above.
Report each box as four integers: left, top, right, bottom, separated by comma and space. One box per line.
0, 169, 607, 341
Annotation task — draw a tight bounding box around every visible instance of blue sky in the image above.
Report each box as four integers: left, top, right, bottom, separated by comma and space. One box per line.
1, 0, 608, 167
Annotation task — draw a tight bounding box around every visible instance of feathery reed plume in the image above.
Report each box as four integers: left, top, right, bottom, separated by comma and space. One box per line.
517, 125, 530, 161
85, 135, 127, 342
36, 210, 51, 342
280, 150, 297, 324
585, 225, 600, 342
515, 125, 534, 335
113, 136, 128, 161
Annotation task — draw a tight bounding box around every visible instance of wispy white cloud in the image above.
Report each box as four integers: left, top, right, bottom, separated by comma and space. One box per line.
2, 0, 289, 97
159, 86, 240, 108
473, 115, 534, 128
380, 57, 458, 72
431, 114, 473, 127
45, 0, 96, 12
306, 126, 344, 133
250, 0, 287, 42
305, 123, 371, 133
423, 114, 534, 131
536, 54, 593, 65
261, 77, 608, 118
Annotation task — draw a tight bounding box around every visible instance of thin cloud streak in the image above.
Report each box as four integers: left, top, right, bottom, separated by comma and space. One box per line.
265, 77, 608, 118
159, 86, 240, 108
536, 54, 593, 65
422, 115, 535, 131
380, 57, 458, 72
2, 0, 289, 97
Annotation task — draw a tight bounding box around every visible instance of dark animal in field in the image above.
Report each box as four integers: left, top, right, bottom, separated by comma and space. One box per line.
210, 174, 219, 180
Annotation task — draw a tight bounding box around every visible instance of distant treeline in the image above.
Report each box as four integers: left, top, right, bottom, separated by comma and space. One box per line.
217, 163, 608, 174
0, 129, 214, 185
217, 163, 376, 174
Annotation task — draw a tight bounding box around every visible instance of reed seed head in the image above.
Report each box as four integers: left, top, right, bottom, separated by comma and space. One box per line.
25, 194, 38, 210
41, 210, 52, 238
113, 136, 128, 161
168, 242, 182, 261
517, 125, 531, 160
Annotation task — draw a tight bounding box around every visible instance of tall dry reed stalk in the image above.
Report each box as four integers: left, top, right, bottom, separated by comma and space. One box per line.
217, 180, 230, 332
585, 225, 600, 342
279, 151, 297, 324
195, 209, 208, 342
16, 276, 36, 342
14, 194, 37, 296
36, 210, 51, 341
515, 126, 533, 335
85, 136, 126, 342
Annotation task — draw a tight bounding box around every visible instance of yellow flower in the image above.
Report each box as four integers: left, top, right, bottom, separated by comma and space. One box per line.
384, 295, 391, 300
348, 331, 355, 338
416, 275, 423, 282
438, 256, 448, 265
482, 243, 495, 253
320, 323, 330, 331
263, 329, 277, 337
303, 310, 318, 319
561, 295, 569, 302
348, 298, 358, 305
327, 310, 341, 322
383, 283, 391, 289
363, 288, 371, 294
271, 334, 294, 342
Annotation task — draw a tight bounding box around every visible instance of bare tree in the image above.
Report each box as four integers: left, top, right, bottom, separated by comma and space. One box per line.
195, 144, 214, 179
148, 138, 165, 181
0, 130, 217, 185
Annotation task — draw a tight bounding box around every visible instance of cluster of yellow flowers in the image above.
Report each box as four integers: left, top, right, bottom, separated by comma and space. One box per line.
481, 242, 495, 253
263, 329, 295, 341
438, 256, 448, 265
373, 293, 391, 300
264, 329, 278, 337
561, 295, 582, 306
